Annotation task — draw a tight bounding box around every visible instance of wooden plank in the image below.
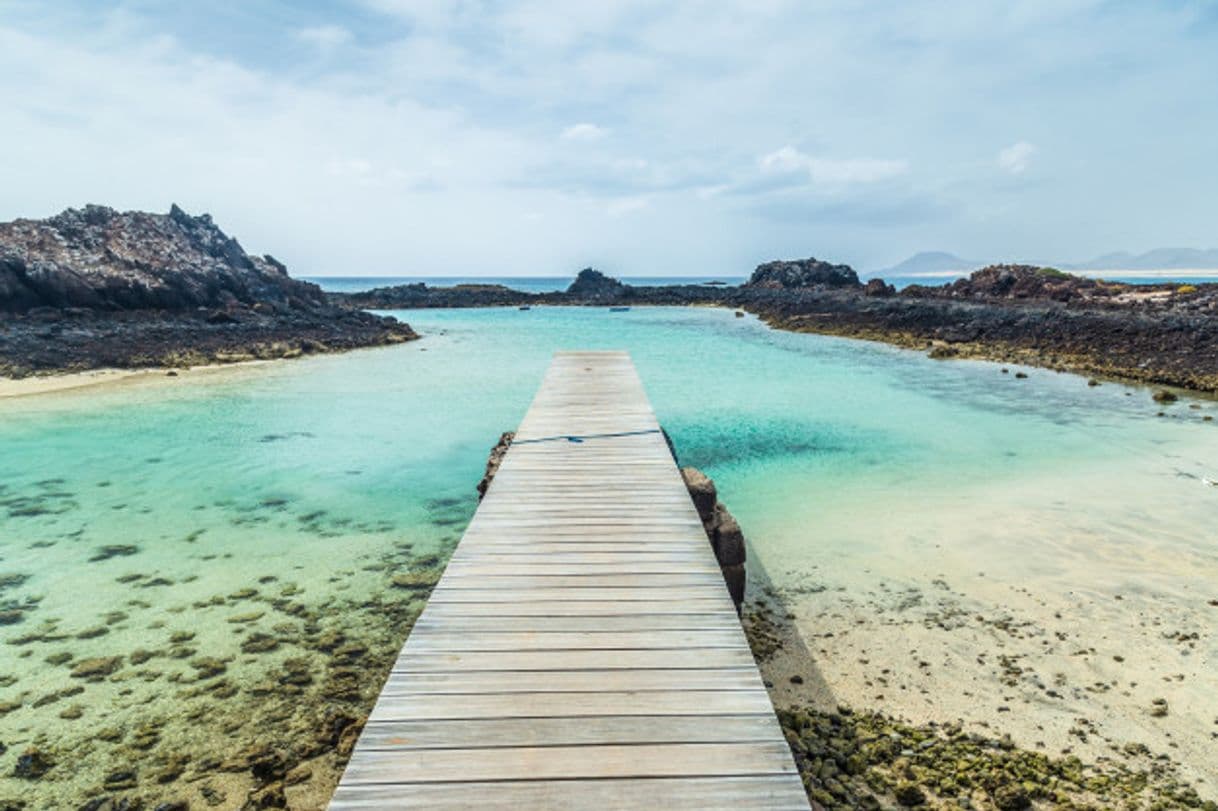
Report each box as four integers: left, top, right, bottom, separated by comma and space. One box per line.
400, 629, 746, 652
353, 714, 781, 750
378, 668, 762, 694
420, 599, 733, 616
391, 647, 760, 673
426, 587, 731, 603
330, 776, 810, 811
340, 741, 798, 783
411, 614, 742, 633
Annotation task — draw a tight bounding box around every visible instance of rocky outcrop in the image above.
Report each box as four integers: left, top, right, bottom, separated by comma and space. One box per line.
476, 432, 514, 500
681, 467, 746, 613
0, 204, 325, 313
744, 257, 860, 289
337, 262, 1218, 392
0, 205, 418, 376
566, 267, 625, 301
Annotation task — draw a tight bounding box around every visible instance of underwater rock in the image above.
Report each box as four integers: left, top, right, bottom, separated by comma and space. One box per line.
279, 657, 312, 686
88, 545, 140, 562
246, 781, 287, 808
70, 656, 123, 679
190, 657, 227, 679
101, 770, 138, 791
12, 748, 53, 779
240, 633, 280, 654
390, 571, 440, 591
993, 783, 1032, 810
476, 432, 515, 499
283, 765, 312, 785
894, 781, 926, 806
1153, 389, 1179, 404
0, 573, 29, 592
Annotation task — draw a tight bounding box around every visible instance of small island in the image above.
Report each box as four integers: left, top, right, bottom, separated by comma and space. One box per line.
0, 205, 417, 380
334, 261, 1218, 394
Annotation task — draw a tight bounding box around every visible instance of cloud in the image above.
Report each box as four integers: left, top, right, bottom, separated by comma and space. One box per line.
3, 2, 1218, 274
997, 141, 1036, 174
296, 25, 353, 52
560, 123, 609, 142
607, 196, 649, 217
759, 146, 908, 185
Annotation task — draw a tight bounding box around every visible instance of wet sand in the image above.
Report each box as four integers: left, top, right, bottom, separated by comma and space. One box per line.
739, 461, 1218, 809
0, 362, 276, 400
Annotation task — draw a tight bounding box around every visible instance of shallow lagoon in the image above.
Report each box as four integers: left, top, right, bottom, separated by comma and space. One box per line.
2, 306, 1215, 807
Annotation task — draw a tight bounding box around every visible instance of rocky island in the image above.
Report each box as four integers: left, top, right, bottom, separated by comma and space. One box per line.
336, 261, 1218, 393
0, 205, 417, 379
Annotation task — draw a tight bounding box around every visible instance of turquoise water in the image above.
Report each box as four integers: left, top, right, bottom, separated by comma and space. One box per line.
2, 306, 1216, 806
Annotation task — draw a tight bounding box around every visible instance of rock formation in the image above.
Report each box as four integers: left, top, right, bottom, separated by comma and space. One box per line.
681, 467, 746, 612
744, 257, 861, 289
0, 205, 417, 376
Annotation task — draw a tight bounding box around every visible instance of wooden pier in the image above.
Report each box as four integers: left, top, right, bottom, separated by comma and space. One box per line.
329, 351, 808, 810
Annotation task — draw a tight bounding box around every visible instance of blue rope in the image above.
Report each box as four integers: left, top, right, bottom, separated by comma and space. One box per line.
510, 428, 662, 446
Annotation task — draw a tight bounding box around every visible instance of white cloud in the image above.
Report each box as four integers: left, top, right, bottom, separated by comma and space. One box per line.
3, 2, 1217, 273
607, 196, 649, 217
759, 146, 908, 185
998, 141, 1037, 174
560, 123, 609, 142
296, 25, 353, 52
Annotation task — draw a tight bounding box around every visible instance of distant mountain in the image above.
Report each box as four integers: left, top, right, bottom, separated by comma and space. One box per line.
1067, 248, 1218, 271
879, 251, 977, 276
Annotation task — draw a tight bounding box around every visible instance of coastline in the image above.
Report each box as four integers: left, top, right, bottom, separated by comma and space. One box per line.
337, 266, 1218, 396
0, 363, 277, 400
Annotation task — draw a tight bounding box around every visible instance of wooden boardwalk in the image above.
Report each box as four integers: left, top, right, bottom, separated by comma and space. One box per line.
329, 351, 808, 810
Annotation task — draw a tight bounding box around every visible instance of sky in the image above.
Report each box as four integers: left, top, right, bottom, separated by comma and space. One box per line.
2, 1, 1216, 277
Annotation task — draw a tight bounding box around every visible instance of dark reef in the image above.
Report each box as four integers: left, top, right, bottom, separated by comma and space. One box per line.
337, 262, 1218, 393
0, 205, 417, 377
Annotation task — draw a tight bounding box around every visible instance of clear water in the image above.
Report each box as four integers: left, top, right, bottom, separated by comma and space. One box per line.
2, 306, 1216, 806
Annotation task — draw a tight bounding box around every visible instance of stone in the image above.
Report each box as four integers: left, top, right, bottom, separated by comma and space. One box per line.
993, 784, 1031, 810
69, 656, 122, 679
680, 467, 717, 522
721, 563, 746, 608
247, 781, 286, 808
711, 504, 746, 567
190, 657, 227, 679
12, 748, 52, 779
1152, 389, 1178, 404
746, 258, 860, 289
390, 571, 440, 591
477, 432, 515, 499
241, 633, 279, 654
565, 268, 626, 300
895, 781, 926, 806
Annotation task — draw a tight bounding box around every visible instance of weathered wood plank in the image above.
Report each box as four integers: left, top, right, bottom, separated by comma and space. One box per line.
377, 668, 762, 694
400, 629, 746, 652
330, 776, 810, 811
411, 614, 742, 633
353, 714, 781, 750
391, 647, 759, 673
341, 741, 798, 783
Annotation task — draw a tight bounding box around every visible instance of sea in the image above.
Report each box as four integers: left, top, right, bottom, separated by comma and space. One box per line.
2, 305, 1215, 806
